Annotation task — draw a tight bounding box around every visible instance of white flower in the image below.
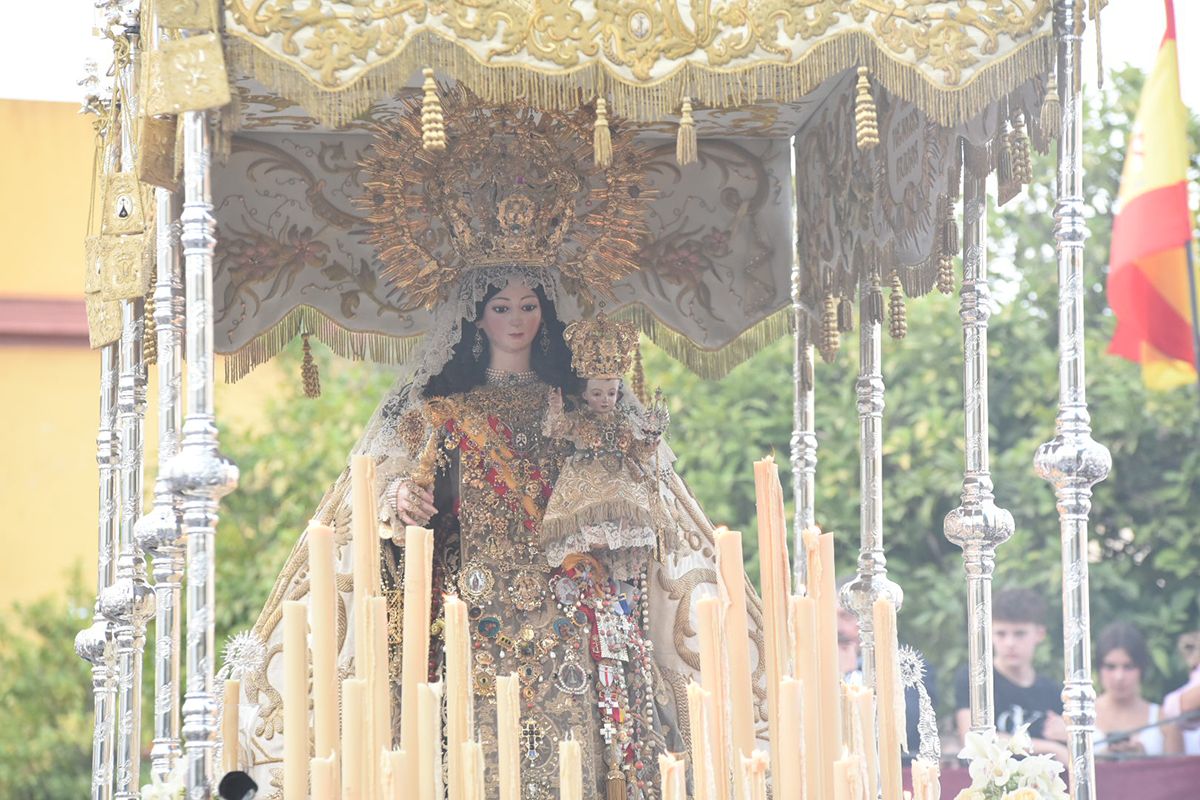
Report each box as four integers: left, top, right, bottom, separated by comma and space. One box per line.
976, 752, 1018, 788
959, 729, 1016, 787
958, 729, 1007, 765
1019, 757, 1067, 799
1007, 724, 1033, 756
1018, 753, 1063, 782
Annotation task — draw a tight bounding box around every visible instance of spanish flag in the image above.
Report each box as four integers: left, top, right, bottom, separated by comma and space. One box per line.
1107, 0, 1196, 390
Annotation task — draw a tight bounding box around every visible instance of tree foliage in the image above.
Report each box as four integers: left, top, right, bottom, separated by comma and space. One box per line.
0, 575, 94, 799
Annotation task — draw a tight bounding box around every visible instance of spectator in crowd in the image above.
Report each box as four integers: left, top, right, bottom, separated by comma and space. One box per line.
955, 587, 1068, 762
1094, 621, 1180, 757
1163, 630, 1200, 755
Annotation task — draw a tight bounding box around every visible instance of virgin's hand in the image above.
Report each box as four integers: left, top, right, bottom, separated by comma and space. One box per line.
394, 482, 437, 527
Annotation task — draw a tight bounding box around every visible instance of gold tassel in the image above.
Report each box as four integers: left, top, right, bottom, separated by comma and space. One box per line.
676, 96, 697, 166
1009, 112, 1033, 185
819, 293, 840, 364
301, 333, 321, 398
997, 118, 1014, 185
854, 67, 879, 150
864, 272, 885, 325
142, 293, 157, 366
1091, 0, 1107, 89
888, 271, 907, 340
942, 199, 960, 257
937, 254, 956, 295
420, 68, 445, 152
632, 343, 647, 406
594, 96, 612, 168
837, 296, 854, 333
1040, 72, 1061, 141
606, 767, 626, 800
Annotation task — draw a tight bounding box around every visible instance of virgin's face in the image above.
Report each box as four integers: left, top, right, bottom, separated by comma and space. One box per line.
1099, 647, 1142, 701
476, 280, 543, 357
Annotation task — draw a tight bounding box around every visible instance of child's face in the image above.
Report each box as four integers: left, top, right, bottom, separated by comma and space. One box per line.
992, 620, 1045, 674
583, 378, 620, 414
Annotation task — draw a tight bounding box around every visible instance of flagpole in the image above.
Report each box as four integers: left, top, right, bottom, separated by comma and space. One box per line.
1186, 233, 1200, 410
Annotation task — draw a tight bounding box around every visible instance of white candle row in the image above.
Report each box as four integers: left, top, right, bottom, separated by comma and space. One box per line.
677, 460, 930, 800
224, 455, 931, 800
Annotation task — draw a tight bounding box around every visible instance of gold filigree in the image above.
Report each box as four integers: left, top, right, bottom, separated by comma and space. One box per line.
136, 114, 179, 191
86, 294, 122, 349
225, 0, 1051, 127
84, 235, 103, 294
156, 0, 219, 30
144, 33, 232, 116
100, 172, 149, 236
98, 230, 156, 302
356, 88, 653, 309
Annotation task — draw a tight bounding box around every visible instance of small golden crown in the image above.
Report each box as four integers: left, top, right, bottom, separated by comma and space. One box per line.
563, 314, 639, 379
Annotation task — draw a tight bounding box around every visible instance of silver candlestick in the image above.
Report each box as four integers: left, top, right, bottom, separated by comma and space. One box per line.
944, 163, 1015, 734
163, 110, 239, 800
1034, 3, 1111, 798
75, 343, 120, 800
841, 277, 902, 687
135, 189, 186, 783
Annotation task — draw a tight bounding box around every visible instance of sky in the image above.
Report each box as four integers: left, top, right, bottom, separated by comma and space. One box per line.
1, 1, 1197, 111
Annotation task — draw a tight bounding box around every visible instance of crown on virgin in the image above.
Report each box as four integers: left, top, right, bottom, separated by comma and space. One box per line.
563, 314, 639, 380
357, 87, 655, 310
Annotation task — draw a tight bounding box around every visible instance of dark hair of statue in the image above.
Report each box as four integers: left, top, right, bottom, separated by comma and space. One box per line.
421, 283, 582, 399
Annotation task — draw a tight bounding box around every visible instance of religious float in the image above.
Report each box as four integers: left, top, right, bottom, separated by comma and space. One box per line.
75, 2, 1111, 800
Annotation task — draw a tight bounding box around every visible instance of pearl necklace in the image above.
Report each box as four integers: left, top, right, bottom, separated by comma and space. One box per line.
485, 367, 538, 385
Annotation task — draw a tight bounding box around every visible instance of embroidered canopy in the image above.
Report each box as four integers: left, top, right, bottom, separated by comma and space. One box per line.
88, 0, 1057, 379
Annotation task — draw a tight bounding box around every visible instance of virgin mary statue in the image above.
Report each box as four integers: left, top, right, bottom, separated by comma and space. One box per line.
235, 97, 767, 800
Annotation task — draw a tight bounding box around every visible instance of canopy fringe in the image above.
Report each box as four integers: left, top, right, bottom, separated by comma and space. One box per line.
221, 305, 423, 383
225, 30, 1054, 130
614, 304, 793, 380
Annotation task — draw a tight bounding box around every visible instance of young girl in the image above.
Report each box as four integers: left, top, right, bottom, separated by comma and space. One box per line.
541, 314, 669, 579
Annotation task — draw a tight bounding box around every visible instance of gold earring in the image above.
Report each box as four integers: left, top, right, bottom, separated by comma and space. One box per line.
472, 328, 483, 360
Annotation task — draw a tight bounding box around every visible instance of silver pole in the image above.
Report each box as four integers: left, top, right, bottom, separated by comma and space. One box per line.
135, 189, 186, 782
100, 295, 156, 800
944, 161, 1015, 734
164, 110, 239, 800
841, 277, 902, 687
75, 343, 120, 800
789, 136, 816, 588
99, 25, 157, 798
1034, 3, 1111, 797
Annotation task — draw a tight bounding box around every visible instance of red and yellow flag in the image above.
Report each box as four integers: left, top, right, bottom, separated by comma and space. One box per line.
1107, 0, 1196, 390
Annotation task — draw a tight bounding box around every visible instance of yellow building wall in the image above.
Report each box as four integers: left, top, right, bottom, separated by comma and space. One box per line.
0, 100, 94, 296
0, 100, 281, 608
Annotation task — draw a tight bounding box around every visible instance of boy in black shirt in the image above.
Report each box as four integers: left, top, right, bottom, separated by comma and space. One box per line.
955, 588, 1069, 763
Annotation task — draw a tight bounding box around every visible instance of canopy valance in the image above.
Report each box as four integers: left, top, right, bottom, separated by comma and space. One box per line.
224, 0, 1053, 129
